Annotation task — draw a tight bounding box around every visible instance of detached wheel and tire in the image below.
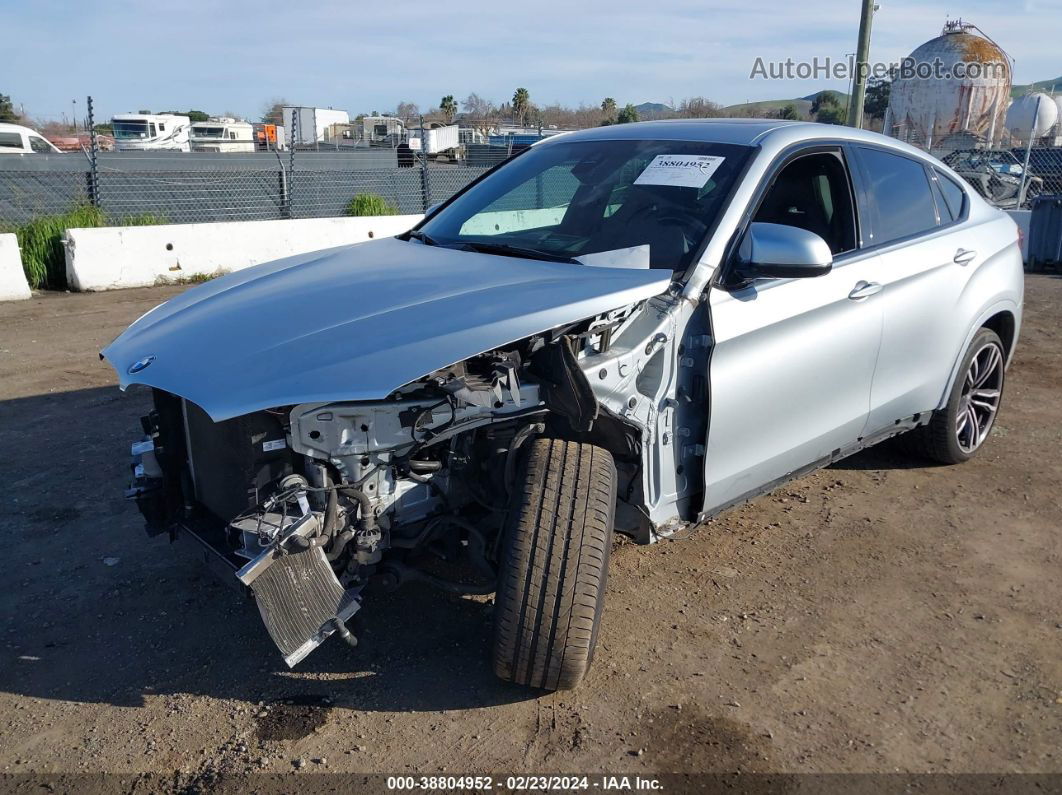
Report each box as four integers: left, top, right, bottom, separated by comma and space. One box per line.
492, 438, 616, 691
903, 328, 1006, 464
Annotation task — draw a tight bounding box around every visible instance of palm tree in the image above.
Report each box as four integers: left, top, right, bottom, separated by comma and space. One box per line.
512, 88, 530, 126
439, 95, 458, 124
600, 97, 617, 125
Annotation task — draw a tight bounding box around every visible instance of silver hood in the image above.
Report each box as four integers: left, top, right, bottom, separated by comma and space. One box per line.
102, 237, 672, 421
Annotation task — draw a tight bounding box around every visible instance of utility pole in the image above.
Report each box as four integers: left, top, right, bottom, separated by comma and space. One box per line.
848, 0, 877, 128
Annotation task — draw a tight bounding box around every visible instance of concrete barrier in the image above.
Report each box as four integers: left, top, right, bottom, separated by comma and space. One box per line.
0, 234, 32, 301
65, 215, 423, 292
1006, 210, 1031, 263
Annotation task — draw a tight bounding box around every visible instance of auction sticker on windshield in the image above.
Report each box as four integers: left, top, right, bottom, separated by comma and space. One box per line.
634, 154, 726, 189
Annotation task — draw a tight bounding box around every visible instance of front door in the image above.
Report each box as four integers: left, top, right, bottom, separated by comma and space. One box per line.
703, 148, 884, 514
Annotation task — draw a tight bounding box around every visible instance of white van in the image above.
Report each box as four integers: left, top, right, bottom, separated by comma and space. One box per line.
0, 123, 62, 154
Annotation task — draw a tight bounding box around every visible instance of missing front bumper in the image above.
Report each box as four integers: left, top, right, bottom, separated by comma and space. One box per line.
236, 515, 360, 667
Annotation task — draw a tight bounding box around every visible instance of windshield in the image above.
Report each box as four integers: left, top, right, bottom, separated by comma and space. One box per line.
192, 125, 224, 137
416, 138, 752, 271
113, 120, 151, 139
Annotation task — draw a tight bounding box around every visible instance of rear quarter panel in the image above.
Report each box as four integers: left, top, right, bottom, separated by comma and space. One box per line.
937, 209, 1024, 408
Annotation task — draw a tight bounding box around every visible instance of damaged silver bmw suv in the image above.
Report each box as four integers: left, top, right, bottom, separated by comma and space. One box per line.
103, 120, 1023, 690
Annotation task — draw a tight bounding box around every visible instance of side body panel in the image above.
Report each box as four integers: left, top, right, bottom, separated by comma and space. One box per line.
703, 252, 884, 513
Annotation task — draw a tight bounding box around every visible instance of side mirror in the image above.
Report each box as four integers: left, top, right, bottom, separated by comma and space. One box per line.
425, 202, 442, 217
734, 222, 833, 281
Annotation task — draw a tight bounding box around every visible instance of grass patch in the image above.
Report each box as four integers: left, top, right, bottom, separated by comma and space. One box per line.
5, 206, 166, 291
345, 193, 398, 217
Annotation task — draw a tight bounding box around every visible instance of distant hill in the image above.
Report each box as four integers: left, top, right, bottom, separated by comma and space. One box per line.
1012, 76, 1062, 98
634, 102, 673, 116
800, 90, 850, 103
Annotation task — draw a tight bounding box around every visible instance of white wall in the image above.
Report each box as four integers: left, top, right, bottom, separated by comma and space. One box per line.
65, 215, 422, 292
0, 234, 32, 301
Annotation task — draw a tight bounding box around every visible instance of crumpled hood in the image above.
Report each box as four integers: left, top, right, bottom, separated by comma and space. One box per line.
102, 237, 671, 420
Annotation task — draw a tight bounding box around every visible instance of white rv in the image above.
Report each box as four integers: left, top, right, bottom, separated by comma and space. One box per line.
111, 113, 191, 152
189, 118, 256, 153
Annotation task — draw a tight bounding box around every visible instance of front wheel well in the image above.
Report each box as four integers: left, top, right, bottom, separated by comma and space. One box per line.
981, 311, 1016, 360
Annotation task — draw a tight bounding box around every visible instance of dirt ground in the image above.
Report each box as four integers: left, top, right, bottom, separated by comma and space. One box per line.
0, 277, 1059, 789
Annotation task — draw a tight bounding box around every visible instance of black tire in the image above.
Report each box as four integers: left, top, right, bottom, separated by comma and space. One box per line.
492, 437, 616, 691
901, 328, 1006, 465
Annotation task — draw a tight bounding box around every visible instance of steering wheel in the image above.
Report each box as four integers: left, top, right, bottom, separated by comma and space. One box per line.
622, 204, 708, 250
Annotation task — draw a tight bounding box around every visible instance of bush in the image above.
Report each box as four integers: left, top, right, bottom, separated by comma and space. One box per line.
345, 193, 398, 217
9, 206, 165, 290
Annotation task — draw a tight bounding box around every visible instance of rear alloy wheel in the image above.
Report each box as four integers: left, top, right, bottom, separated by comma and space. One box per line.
492, 438, 616, 691
902, 328, 1006, 464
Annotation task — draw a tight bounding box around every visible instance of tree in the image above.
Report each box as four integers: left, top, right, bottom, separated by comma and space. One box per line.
0, 93, 19, 123
600, 97, 617, 125
261, 98, 288, 125
161, 109, 210, 122
677, 97, 722, 119
439, 95, 457, 124
462, 93, 493, 120
776, 103, 800, 120
394, 101, 420, 125
816, 105, 846, 125
864, 76, 892, 121
810, 91, 845, 125
616, 103, 640, 124
512, 87, 530, 126
810, 91, 841, 116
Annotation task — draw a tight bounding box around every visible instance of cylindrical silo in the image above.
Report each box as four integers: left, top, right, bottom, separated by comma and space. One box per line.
886, 20, 1013, 153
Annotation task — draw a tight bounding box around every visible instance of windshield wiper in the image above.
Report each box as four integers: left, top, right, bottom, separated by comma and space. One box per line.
458, 241, 578, 264
406, 230, 440, 246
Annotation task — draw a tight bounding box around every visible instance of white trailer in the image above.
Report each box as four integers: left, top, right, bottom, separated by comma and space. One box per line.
112, 113, 191, 152
408, 124, 460, 156
282, 107, 350, 146
189, 118, 256, 153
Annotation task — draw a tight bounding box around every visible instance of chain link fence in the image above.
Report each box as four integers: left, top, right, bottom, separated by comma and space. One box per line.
0, 148, 512, 228
882, 122, 1062, 209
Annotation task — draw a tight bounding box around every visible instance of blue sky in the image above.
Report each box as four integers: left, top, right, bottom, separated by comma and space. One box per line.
7, 0, 1060, 122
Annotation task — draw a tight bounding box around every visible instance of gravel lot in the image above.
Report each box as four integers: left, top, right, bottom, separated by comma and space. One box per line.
0, 277, 1059, 788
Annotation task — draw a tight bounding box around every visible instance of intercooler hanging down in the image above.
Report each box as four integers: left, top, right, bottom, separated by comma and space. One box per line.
235, 514, 360, 667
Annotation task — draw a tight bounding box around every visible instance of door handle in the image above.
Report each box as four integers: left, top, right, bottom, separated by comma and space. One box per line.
848, 281, 883, 301
954, 248, 977, 266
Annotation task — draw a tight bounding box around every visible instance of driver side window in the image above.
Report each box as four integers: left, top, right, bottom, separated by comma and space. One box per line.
754, 152, 857, 255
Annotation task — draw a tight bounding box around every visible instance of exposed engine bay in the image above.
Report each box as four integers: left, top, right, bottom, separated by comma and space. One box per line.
124, 292, 710, 666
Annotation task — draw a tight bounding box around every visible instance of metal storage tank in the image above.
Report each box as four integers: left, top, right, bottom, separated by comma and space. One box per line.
886, 20, 1012, 152
1006, 93, 1060, 143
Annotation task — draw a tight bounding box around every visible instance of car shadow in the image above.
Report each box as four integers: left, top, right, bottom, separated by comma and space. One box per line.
829, 437, 945, 471
0, 386, 537, 713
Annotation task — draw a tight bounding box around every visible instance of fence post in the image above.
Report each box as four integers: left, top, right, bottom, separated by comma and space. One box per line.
418, 116, 432, 212
1017, 95, 1041, 209
285, 111, 298, 219
86, 95, 100, 209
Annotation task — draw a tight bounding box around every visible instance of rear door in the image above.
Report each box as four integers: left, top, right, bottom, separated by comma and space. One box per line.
703, 146, 884, 514
849, 146, 983, 432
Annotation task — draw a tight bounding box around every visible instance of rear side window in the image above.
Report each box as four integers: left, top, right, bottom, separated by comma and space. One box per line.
0, 132, 23, 149
859, 147, 938, 245
934, 169, 967, 223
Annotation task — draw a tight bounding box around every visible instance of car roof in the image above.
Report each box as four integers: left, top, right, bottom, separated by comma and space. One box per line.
0, 122, 44, 136
536, 118, 939, 162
